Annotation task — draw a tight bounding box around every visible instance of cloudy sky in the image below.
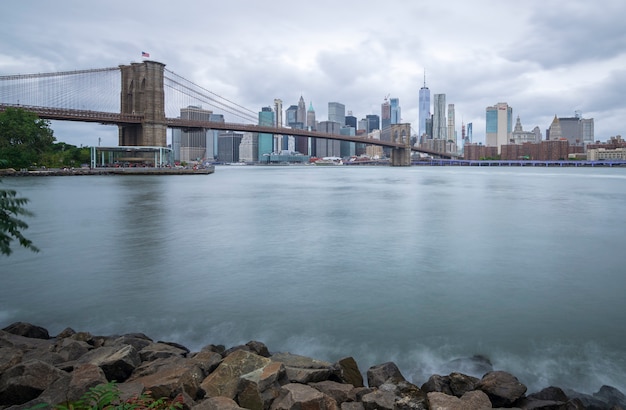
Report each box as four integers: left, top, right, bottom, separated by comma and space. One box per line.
2, 0, 626, 147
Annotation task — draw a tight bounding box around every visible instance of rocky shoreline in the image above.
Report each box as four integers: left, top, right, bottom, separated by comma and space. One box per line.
1, 322, 624, 409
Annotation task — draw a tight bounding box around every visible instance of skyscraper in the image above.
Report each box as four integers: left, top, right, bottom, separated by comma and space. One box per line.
258, 106, 274, 159
418, 72, 430, 138
485, 102, 513, 153
432, 94, 447, 140
390, 98, 401, 124
307, 102, 316, 130
447, 103, 456, 150
171, 105, 213, 163
296, 96, 306, 126
381, 98, 391, 130
328, 102, 346, 125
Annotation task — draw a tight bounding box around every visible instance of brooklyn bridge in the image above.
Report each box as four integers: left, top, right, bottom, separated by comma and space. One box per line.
0, 60, 455, 166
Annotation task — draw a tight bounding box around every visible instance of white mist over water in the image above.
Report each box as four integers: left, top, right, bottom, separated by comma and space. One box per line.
2, 166, 625, 395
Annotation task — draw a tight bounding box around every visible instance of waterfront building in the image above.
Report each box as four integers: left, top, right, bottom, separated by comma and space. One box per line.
554, 112, 594, 145
314, 121, 341, 157
432, 94, 447, 141
340, 125, 356, 157
588, 147, 626, 161
238, 132, 258, 163
207, 113, 224, 160
547, 115, 563, 141
217, 131, 243, 162
418, 73, 431, 138
258, 106, 274, 160
485, 102, 512, 153
512, 116, 542, 144
171, 105, 213, 163
390, 98, 401, 125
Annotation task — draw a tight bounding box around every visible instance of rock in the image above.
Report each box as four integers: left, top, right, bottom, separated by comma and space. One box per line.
270, 352, 334, 384
190, 350, 223, 376
360, 388, 396, 409
593, 385, 626, 409
448, 372, 480, 397
157, 340, 191, 355
366, 362, 405, 388
105, 334, 154, 351
65, 363, 108, 402
77, 344, 141, 382
2, 322, 50, 340
192, 396, 246, 410
139, 341, 190, 362
245, 340, 270, 358
421, 374, 453, 395
53, 338, 92, 362
310, 380, 358, 404
527, 386, 569, 402
563, 388, 609, 410
477, 370, 527, 407
0, 359, 68, 405
236, 361, 287, 409
269, 383, 337, 410
201, 349, 271, 399
334, 357, 364, 388
0, 346, 24, 374
427, 390, 492, 410
127, 359, 205, 400
385, 380, 429, 410
341, 403, 365, 410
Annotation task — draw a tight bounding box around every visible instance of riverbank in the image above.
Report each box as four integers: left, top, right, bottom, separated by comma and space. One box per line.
0, 166, 214, 176
1, 322, 624, 409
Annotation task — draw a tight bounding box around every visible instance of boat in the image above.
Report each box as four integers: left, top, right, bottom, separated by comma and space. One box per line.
313, 157, 343, 166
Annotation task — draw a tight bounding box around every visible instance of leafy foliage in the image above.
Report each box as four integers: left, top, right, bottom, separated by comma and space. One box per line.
30, 381, 184, 410
0, 160, 39, 255
0, 107, 56, 169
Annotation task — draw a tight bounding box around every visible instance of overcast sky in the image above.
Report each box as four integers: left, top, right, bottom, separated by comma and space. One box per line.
2, 1, 626, 147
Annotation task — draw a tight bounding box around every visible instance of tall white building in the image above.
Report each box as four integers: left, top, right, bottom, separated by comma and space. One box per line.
418, 71, 430, 138
485, 102, 512, 153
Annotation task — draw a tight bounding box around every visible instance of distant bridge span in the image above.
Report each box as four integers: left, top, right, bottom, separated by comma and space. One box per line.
0, 103, 455, 159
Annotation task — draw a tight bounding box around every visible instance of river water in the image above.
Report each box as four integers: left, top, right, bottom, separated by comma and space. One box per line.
1, 165, 625, 394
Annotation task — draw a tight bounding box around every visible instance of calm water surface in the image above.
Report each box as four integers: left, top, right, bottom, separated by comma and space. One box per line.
2, 166, 625, 394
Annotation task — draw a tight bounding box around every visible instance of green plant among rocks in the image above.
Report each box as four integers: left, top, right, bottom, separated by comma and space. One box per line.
28, 381, 183, 410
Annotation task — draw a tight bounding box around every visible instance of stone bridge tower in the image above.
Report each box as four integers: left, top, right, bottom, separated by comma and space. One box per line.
390, 123, 412, 166
119, 60, 167, 147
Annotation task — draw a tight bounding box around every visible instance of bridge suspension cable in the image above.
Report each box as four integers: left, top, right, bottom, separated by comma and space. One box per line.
164, 69, 258, 123
0, 67, 120, 112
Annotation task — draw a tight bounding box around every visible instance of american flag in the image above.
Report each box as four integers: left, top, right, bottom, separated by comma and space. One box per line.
141, 51, 150, 58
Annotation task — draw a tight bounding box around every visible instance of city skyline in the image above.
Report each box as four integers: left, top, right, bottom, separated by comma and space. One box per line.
2, 1, 625, 147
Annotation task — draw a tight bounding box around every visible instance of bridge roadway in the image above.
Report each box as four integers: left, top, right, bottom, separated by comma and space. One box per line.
0, 103, 455, 159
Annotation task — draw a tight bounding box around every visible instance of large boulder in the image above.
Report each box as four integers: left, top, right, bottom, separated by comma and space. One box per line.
420, 374, 453, 396
361, 380, 428, 410
448, 372, 480, 397
593, 385, 626, 409
77, 344, 141, 382
139, 341, 190, 362
270, 352, 334, 384
427, 390, 492, 410
201, 349, 271, 399
269, 383, 337, 410
333, 357, 364, 388
236, 361, 287, 410
2, 322, 50, 340
128, 359, 205, 400
366, 362, 405, 388
0, 346, 24, 374
310, 380, 358, 405
193, 396, 246, 410
0, 359, 68, 405
476, 370, 527, 407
